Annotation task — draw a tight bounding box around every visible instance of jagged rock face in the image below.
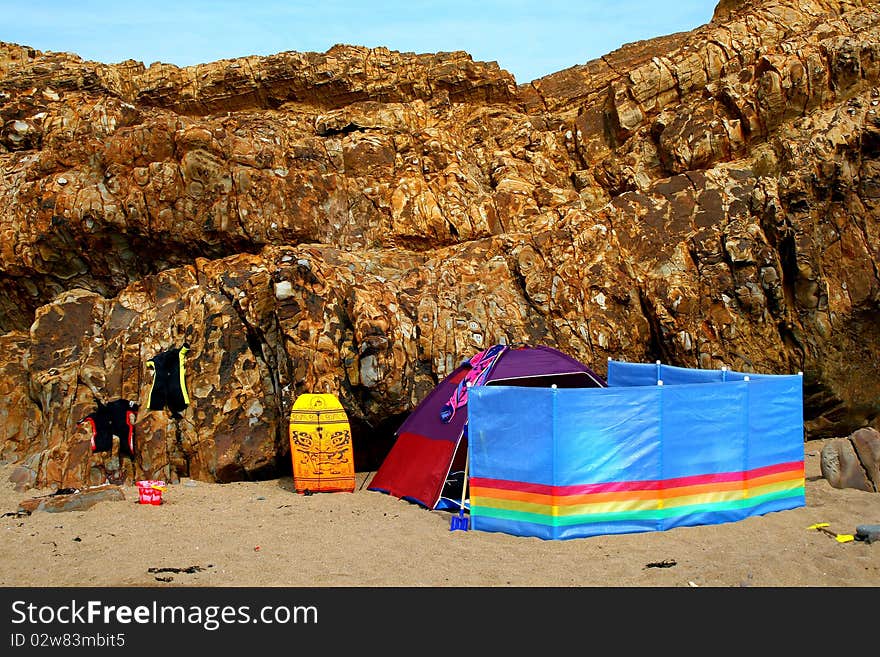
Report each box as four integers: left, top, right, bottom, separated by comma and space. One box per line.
1, 0, 879, 488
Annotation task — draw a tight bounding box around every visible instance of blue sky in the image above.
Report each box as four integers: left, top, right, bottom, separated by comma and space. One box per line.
2, 1, 717, 83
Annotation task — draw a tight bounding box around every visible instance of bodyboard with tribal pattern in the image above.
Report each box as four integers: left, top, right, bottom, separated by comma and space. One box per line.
289, 394, 355, 493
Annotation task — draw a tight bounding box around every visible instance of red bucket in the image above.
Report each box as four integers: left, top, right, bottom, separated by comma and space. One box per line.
136, 480, 166, 505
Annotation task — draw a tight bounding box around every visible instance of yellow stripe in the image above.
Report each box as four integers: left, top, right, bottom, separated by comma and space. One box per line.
652, 488, 748, 510
146, 359, 157, 408
471, 496, 661, 515
179, 346, 190, 405
745, 477, 804, 498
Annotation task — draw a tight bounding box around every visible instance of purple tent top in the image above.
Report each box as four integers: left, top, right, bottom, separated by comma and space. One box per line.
489, 345, 606, 386
396, 345, 606, 443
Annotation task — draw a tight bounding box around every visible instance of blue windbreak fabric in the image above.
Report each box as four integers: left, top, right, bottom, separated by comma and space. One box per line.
468, 363, 805, 540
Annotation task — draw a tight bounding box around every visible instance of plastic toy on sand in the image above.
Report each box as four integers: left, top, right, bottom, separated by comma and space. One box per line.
135, 480, 166, 505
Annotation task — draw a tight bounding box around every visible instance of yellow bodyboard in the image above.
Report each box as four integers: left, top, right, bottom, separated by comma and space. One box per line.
289, 393, 355, 494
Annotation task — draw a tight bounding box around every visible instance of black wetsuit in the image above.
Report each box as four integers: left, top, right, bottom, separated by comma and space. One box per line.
146, 343, 191, 419
79, 399, 139, 459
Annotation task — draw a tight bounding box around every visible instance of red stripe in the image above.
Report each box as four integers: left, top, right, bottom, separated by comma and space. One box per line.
126, 410, 136, 453
83, 418, 97, 451
470, 460, 804, 496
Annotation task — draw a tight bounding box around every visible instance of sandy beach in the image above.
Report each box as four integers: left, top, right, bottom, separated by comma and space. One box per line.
0, 438, 878, 588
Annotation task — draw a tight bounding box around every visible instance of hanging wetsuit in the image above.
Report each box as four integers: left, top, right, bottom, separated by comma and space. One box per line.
78, 399, 139, 459
146, 343, 190, 419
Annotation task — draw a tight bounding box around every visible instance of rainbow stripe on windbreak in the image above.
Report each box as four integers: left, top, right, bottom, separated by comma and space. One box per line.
470, 460, 805, 538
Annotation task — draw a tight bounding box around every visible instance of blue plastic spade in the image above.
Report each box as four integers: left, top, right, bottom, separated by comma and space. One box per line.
450, 508, 469, 531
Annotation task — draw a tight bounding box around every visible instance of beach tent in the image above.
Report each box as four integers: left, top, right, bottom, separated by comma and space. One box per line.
367, 344, 607, 510
467, 359, 806, 540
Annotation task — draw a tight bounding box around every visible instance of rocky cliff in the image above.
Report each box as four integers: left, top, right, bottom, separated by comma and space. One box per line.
1, 0, 878, 489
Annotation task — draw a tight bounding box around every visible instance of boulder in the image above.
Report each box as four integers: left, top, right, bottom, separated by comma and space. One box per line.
851, 427, 880, 491
18, 484, 126, 513
820, 429, 880, 492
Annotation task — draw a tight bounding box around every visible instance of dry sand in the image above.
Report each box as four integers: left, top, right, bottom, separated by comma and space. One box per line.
1, 438, 878, 588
